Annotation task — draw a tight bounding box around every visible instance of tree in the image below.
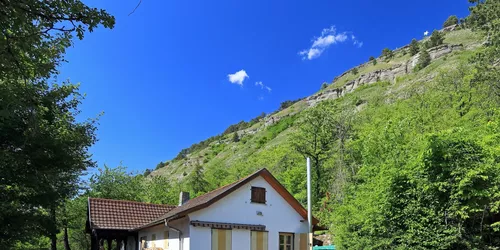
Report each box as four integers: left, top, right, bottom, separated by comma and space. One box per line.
369, 56, 375, 61
232, 132, 240, 142
143, 169, 152, 177
409, 38, 420, 56
0, 80, 100, 250
0, 0, 114, 81
321, 82, 328, 90
290, 103, 335, 204
381, 48, 393, 60
351, 68, 359, 75
88, 165, 145, 201
443, 15, 459, 28
416, 48, 431, 71
144, 176, 178, 205
0, 1, 114, 249
185, 164, 209, 196
429, 30, 444, 47
155, 161, 165, 170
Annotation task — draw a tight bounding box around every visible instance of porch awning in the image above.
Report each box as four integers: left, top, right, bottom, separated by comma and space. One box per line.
190, 220, 266, 231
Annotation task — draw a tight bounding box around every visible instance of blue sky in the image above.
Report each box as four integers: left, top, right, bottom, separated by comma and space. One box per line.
59, 0, 471, 174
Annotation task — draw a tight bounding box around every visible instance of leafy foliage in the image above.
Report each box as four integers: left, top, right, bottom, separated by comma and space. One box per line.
0, 0, 114, 81
321, 82, 328, 90
279, 98, 302, 110
429, 30, 445, 47
443, 15, 459, 28
382, 48, 394, 60
0, 1, 114, 248
416, 48, 431, 70
409, 38, 420, 56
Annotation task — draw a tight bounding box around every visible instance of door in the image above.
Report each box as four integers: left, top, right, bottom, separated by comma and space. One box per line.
279, 233, 293, 250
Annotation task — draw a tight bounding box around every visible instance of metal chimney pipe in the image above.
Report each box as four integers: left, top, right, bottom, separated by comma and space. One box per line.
307, 157, 312, 249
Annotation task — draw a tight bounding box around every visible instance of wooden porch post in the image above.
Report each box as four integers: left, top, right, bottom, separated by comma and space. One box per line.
107, 238, 112, 250
134, 235, 139, 250
91, 234, 96, 250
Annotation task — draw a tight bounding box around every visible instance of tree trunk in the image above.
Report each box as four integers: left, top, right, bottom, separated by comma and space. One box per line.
62, 204, 71, 250
50, 205, 57, 250
314, 157, 321, 204
63, 226, 71, 250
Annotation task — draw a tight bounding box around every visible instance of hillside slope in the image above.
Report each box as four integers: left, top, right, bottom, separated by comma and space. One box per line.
151, 27, 483, 193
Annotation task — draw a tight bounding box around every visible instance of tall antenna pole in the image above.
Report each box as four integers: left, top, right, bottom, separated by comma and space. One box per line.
307, 157, 312, 249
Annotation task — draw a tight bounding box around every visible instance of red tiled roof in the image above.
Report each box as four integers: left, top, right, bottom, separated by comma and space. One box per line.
88, 198, 176, 230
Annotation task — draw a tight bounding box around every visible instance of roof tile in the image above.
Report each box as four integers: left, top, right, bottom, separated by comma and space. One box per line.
88, 198, 176, 230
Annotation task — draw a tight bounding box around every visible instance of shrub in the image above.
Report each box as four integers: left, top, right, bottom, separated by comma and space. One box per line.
416, 49, 431, 71
321, 82, 328, 90
429, 30, 444, 47
351, 68, 359, 75
381, 48, 393, 60
155, 161, 165, 170
232, 132, 240, 142
409, 38, 419, 56
443, 15, 459, 28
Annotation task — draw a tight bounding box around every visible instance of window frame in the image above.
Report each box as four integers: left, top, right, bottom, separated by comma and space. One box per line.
279, 232, 294, 250
250, 186, 266, 204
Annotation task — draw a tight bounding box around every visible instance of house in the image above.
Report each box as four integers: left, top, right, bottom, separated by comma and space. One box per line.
86, 168, 321, 250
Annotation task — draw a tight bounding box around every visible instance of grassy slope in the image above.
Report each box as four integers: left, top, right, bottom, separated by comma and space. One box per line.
151, 28, 484, 188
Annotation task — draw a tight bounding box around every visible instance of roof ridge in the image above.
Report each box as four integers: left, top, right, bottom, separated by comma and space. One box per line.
184, 168, 266, 203
89, 197, 176, 207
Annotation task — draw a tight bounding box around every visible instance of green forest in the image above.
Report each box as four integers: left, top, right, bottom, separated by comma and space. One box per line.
1, 0, 500, 249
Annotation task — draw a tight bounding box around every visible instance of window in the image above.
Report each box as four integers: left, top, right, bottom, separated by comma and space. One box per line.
251, 186, 266, 204
279, 233, 294, 250
140, 236, 147, 250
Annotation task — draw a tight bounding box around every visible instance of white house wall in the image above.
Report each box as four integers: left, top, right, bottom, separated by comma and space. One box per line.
138, 216, 190, 250
189, 176, 309, 250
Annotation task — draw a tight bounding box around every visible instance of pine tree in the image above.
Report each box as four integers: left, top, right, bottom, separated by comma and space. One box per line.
416, 49, 431, 71
409, 39, 420, 56
232, 132, 240, 142
429, 30, 444, 47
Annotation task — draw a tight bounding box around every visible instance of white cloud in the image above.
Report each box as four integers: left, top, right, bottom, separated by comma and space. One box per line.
228, 70, 249, 86
255, 81, 272, 93
352, 35, 363, 48
299, 26, 362, 60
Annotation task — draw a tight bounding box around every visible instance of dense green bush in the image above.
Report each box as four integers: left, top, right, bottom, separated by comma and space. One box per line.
429, 30, 445, 47
416, 48, 431, 71
443, 15, 459, 28
409, 38, 420, 56
382, 48, 393, 60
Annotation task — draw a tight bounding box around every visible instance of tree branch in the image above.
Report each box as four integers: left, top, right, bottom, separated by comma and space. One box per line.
128, 0, 142, 16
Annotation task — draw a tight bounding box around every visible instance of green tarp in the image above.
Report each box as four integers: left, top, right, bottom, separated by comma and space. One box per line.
313, 246, 335, 250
